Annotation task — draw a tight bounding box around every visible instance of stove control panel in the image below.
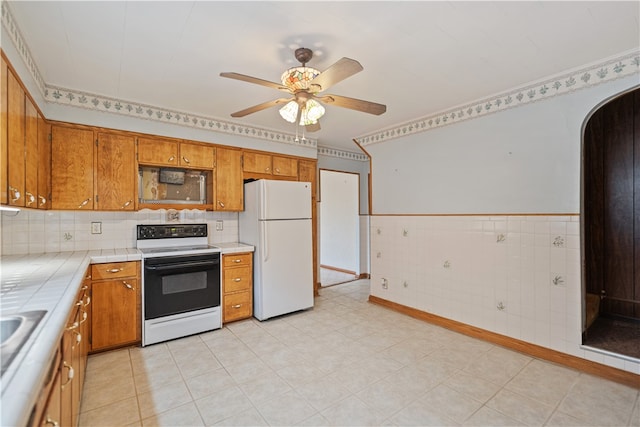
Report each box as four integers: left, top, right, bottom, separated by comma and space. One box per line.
137, 224, 208, 240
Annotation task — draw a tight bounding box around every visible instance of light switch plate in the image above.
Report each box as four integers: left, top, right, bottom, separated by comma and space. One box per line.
91, 222, 102, 234
215, 220, 223, 231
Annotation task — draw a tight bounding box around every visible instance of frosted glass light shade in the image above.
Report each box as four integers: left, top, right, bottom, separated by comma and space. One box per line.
279, 99, 326, 125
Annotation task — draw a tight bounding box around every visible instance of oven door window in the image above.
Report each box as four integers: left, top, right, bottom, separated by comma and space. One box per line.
144, 254, 221, 320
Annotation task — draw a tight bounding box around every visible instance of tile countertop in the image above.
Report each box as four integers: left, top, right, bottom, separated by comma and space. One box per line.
0, 243, 252, 427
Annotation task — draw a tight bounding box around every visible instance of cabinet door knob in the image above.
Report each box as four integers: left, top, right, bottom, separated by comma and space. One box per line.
78, 198, 91, 208
122, 281, 134, 290
217, 200, 225, 208
182, 156, 190, 164
121, 200, 132, 209
168, 155, 175, 162
265, 167, 270, 172
66, 321, 79, 331
38, 195, 47, 206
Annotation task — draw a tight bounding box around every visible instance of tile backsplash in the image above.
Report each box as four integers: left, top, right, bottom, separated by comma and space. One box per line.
1, 208, 239, 255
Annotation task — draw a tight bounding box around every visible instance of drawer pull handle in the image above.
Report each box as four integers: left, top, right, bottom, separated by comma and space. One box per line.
74, 330, 82, 344
232, 304, 242, 309
182, 156, 190, 164
233, 259, 242, 263
84, 296, 91, 306
44, 417, 59, 426
233, 278, 242, 282
79, 310, 88, 324
25, 192, 35, 205
107, 268, 123, 273
38, 195, 47, 206
122, 281, 134, 290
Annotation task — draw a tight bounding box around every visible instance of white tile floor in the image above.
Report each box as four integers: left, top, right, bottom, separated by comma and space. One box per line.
80, 280, 640, 426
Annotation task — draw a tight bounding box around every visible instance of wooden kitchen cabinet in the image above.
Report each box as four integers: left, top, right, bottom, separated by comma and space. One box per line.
90, 261, 140, 351
36, 115, 51, 209
298, 159, 319, 295
24, 98, 38, 208
214, 146, 243, 211
51, 125, 95, 210
61, 286, 85, 427
222, 252, 253, 323
243, 150, 299, 179
136, 136, 179, 167
96, 132, 136, 210
180, 140, 215, 169
243, 151, 272, 175
272, 155, 298, 177
1, 57, 8, 205
7, 68, 25, 207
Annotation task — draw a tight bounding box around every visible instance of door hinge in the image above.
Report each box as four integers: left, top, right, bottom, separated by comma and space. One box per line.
95, 195, 99, 203
48, 133, 52, 142
95, 139, 99, 147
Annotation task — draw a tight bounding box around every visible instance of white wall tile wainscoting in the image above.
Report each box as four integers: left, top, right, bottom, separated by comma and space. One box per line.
369, 214, 640, 377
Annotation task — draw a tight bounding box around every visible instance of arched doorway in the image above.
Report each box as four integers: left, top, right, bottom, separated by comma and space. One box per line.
582, 87, 640, 358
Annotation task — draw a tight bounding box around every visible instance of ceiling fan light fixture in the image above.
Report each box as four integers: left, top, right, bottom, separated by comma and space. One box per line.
279, 101, 299, 123
303, 99, 325, 124
280, 66, 321, 91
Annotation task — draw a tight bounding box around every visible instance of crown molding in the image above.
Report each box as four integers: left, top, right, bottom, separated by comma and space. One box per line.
356, 49, 640, 146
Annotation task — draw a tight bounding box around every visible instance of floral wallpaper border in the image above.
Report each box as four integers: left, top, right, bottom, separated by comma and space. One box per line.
317, 146, 368, 162
356, 50, 640, 146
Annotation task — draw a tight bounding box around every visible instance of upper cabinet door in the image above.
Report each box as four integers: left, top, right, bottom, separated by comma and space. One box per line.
214, 147, 243, 211
96, 132, 136, 211
137, 136, 179, 166
51, 125, 95, 210
7, 71, 25, 207
272, 156, 298, 177
179, 141, 214, 169
243, 151, 272, 174
1, 58, 8, 205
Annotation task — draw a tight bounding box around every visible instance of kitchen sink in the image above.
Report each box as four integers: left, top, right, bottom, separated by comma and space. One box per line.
1, 310, 47, 376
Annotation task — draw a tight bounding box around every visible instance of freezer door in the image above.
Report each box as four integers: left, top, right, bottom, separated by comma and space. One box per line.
257, 180, 311, 220
254, 219, 314, 320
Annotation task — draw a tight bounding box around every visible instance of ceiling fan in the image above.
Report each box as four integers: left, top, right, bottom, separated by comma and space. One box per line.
220, 47, 386, 132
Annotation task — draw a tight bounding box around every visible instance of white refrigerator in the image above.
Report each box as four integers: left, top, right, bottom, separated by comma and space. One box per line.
239, 179, 314, 320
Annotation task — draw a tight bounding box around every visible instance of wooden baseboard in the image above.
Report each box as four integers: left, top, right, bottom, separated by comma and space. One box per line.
368, 295, 640, 389
320, 265, 356, 275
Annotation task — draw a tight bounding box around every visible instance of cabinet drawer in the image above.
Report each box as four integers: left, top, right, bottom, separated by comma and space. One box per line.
223, 266, 252, 293
91, 262, 138, 280
223, 291, 252, 322
222, 253, 252, 268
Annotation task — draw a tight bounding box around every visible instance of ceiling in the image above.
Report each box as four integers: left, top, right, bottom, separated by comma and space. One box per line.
6, 1, 640, 153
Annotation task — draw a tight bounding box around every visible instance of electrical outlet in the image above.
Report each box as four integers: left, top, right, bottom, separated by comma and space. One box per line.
91, 222, 102, 234
216, 220, 223, 231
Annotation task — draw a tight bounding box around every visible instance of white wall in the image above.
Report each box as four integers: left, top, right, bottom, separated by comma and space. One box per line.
320, 170, 359, 273
367, 74, 640, 375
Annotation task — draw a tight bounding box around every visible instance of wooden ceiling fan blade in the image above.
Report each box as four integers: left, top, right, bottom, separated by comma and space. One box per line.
230, 98, 292, 117
316, 94, 386, 115
220, 72, 290, 92
309, 58, 363, 92
305, 121, 321, 132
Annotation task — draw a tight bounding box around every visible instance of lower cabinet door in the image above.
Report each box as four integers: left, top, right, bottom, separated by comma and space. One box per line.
91, 278, 138, 350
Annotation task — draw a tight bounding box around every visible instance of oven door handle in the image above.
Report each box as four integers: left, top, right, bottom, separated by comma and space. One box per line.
145, 260, 218, 271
